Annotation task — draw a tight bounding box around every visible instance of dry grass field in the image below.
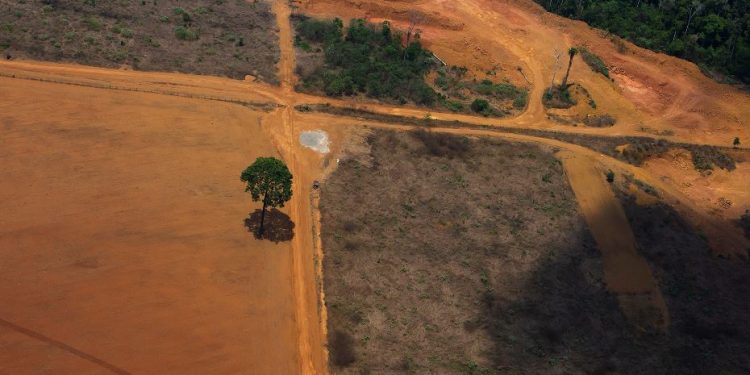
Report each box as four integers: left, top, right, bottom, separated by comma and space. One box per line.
320, 130, 599, 373
0, 0, 280, 82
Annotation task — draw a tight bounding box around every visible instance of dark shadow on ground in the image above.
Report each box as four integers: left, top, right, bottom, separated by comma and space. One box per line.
244, 208, 295, 243
478, 188, 750, 374
617, 192, 750, 374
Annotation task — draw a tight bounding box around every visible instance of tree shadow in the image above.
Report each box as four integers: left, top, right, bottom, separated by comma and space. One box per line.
244, 208, 295, 243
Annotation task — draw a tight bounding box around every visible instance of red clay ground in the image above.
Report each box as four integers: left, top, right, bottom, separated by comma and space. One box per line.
0, 77, 300, 374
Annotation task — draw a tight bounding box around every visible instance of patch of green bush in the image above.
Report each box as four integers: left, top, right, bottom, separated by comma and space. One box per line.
293, 35, 311, 52
471, 98, 490, 114
542, 86, 576, 109
444, 100, 464, 112
83, 16, 102, 31
434, 74, 449, 90
112, 25, 133, 38
513, 91, 528, 109
580, 48, 609, 78
172, 7, 191, 23
690, 145, 736, 172
174, 26, 199, 41
473, 80, 525, 101
295, 16, 342, 43
295, 17, 438, 106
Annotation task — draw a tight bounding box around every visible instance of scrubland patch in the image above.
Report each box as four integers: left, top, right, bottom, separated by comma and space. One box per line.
320, 129, 750, 374
320, 129, 613, 373
0, 0, 279, 82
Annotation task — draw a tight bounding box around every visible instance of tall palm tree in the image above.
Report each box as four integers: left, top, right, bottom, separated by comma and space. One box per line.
560, 47, 578, 90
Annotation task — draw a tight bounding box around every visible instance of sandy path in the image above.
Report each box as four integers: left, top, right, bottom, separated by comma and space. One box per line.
558, 151, 669, 331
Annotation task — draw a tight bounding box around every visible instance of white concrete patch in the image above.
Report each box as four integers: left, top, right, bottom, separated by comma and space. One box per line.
299, 130, 330, 154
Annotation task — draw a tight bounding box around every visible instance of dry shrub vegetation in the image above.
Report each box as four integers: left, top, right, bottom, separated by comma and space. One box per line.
321, 130, 750, 374
0, 0, 279, 82
583, 114, 616, 128
322, 129, 603, 373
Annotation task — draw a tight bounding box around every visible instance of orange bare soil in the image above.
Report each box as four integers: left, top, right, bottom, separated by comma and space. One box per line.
0, 78, 300, 374
1, 0, 749, 373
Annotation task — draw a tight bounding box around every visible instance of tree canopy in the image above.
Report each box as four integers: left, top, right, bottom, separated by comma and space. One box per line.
536, 0, 750, 83
241, 157, 293, 235
295, 17, 439, 105
241, 157, 293, 207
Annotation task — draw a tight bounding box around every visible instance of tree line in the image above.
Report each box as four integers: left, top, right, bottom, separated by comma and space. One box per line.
536, 0, 750, 84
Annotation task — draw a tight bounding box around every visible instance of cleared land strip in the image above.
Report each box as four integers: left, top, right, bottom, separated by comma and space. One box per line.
558, 151, 670, 332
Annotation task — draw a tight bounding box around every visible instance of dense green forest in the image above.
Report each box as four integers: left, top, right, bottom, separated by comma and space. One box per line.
536, 0, 750, 84
294, 16, 439, 105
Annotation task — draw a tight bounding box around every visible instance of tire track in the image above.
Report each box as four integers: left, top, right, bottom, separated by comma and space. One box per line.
0, 318, 132, 375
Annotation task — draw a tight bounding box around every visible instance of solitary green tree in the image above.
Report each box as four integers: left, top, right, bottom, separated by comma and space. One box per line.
241, 157, 293, 236
560, 47, 578, 90
734, 137, 741, 147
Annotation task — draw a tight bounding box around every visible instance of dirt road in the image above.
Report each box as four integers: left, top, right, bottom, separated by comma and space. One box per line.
269, 1, 329, 374
0, 59, 745, 150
